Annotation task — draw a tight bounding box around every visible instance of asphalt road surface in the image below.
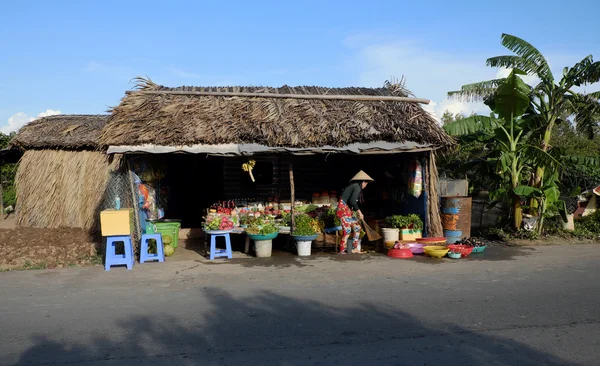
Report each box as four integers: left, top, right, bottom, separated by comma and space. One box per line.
1, 244, 599, 365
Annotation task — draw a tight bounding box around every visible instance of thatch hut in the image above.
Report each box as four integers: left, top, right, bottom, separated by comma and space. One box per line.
10, 114, 121, 231
103, 78, 453, 236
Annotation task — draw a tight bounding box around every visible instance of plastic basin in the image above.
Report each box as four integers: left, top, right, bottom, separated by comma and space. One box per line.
248, 232, 279, 241
406, 243, 427, 254
416, 237, 447, 244
471, 245, 487, 253
292, 234, 318, 241
447, 244, 474, 257
388, 248, 414, 258
423, 245, 449, 258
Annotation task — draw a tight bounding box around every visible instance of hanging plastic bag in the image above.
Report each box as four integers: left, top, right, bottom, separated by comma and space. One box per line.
408, 160, 423, 198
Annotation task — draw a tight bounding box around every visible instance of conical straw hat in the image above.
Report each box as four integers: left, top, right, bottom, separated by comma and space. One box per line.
350, 170, 374, 182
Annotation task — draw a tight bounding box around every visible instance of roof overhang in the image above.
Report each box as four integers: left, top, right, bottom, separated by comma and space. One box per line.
0, 148, 22, 164
106, 141, 433, 156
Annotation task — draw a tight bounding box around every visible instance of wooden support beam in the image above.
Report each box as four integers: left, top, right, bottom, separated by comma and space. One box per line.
128, 90, 430, 104
289, 162, 295, 234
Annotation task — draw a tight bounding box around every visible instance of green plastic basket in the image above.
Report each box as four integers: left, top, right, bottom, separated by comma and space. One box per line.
147, 221, 181, 248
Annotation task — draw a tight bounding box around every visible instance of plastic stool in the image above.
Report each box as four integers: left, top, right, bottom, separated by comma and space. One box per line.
209, 233, 233, 260
105, 235, 134, 271
140, 234, 165, 263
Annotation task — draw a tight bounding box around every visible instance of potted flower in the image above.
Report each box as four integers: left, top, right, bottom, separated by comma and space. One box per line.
384, 214, 423, 241
246, 220, 279, 258
291, 214, 319, 256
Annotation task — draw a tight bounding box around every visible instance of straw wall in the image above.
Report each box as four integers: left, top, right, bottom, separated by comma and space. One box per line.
15, 150, 118, 231
426, 151, 443, 237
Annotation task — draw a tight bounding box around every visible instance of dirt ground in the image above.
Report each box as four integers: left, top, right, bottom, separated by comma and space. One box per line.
0, 227, 99, 271
508, 236, 600, 246
1, 218, 598, 272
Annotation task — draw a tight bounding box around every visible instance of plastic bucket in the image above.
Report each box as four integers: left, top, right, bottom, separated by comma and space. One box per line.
296, 241, 312, 256
254, 240, 273, 257
148, 221, 181, 248
382, 228, 399, 247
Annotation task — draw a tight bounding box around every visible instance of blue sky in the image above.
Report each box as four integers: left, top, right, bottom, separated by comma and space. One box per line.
1, 0, 599, 133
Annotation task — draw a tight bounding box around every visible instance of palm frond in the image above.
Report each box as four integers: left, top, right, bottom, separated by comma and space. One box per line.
524, 145, 562, 168
486, 55, 541, 78
448, 79, 505, 102
572, 93, 600, 139
443, 115, 501, 136
500, 34, 553, 82
563, 155, 600, 167
564, 56, 597, 88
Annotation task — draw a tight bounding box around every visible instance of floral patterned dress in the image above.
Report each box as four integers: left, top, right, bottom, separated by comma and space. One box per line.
337, 199, 361, 254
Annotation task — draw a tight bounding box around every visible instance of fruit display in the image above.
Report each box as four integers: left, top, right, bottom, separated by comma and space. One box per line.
204, 215, 235, 231
209, 201, 237, 215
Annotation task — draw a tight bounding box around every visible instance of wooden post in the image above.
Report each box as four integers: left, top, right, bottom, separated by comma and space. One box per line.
130, 90, 431, 104
289, 162, 295, 233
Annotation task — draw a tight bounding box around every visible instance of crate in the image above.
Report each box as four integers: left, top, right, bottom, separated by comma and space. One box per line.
100, 209, 133, 236
313, 233, 341, 248
399, 229, 422, 241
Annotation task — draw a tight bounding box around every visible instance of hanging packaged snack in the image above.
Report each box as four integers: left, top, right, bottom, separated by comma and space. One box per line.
408, 160, 423, 198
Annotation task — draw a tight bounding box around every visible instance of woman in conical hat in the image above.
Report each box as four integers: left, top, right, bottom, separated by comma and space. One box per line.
337, 171, 374, 254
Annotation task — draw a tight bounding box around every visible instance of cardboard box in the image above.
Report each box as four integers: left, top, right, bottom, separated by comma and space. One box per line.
100, 209, 133, 236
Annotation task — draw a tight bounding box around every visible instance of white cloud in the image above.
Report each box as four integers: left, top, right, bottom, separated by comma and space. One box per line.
1, 109, 61, 135
344, 37, 495, 121
37, 109, 61, 118
342, 34, 597, 122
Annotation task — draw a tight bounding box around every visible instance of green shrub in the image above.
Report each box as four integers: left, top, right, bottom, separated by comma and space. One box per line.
573, 210, 600, 238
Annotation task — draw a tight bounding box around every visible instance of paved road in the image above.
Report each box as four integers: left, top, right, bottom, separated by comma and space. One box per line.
1, 244, 599, 365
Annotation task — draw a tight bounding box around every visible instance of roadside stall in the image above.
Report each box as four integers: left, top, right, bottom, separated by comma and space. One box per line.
100, 78, 453, 259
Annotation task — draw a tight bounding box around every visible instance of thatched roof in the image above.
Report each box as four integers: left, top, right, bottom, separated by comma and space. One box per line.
11, 114, 108, 150
102, 78, 453, 150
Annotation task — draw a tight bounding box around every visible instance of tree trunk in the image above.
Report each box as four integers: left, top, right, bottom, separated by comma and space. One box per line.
513, 194, 522, 231
529, 117, 556, 216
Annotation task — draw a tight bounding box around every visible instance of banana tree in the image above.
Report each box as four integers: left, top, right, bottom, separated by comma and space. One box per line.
445, 70, 535, 229
514, 171, 566, 235
573, 92, 600, 139
449, 34, 600, 215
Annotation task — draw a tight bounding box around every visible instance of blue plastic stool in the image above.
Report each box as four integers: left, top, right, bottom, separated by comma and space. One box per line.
209, 233, 233, 260
140, 234, 165, 264
105, 235, 134, 271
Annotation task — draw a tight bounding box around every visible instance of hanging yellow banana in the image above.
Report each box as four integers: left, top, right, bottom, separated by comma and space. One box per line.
242, 160, 256, 182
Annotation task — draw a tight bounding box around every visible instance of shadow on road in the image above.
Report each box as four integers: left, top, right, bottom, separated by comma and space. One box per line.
16, 287, 571, 365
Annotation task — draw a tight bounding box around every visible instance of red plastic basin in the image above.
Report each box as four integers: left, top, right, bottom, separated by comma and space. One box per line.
446, 244, 474, 257
387, 248, 414, 259
416, 237, 447, 243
